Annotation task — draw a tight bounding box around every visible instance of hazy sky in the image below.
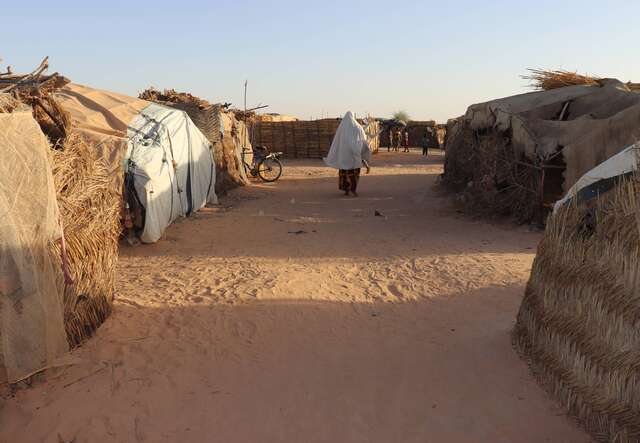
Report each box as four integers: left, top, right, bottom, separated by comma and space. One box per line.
3, 1, 638, 121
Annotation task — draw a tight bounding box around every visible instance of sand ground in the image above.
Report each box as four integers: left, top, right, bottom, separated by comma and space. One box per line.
1, 151, 590, 442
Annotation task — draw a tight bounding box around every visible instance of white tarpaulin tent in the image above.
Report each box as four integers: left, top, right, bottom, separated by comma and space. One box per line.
126, 103, 217, 243
54, 83, 218, 244
554, 142, 640, 212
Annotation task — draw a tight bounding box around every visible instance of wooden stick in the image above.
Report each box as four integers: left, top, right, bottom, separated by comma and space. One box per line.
0, 56, 49, 92
35, 98, 67, 135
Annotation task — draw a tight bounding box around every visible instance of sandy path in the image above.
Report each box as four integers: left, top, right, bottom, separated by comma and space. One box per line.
1, 151, 590, 442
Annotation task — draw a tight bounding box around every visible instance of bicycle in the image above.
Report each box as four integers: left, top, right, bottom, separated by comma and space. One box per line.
242, 145, 283, 182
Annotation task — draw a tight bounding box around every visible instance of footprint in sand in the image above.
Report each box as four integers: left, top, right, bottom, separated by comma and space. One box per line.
229, 320, 258, 343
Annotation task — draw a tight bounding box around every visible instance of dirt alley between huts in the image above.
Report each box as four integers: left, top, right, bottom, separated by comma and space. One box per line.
1, 151, 591, 442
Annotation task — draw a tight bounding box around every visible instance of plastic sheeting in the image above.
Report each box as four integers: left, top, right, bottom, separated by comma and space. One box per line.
0, 111, 68, 383
463, 80, 640, 192
126, 103, 217, 243
554, 142, 640, 212
324, 112, 371, 170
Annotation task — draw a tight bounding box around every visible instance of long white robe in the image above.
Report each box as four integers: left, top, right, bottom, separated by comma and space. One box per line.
324, 112, 372, 170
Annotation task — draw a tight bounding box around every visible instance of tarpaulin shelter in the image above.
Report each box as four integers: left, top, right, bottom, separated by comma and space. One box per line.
126, 103, 217, 243
138, 88, 248, 195
554, 142, 640, 211
443, 79, 640, 223
55, 83, 217, 244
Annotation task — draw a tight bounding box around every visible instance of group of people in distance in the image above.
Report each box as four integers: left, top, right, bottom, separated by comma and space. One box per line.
387, 129, 410, 153
387, 129, 432, 156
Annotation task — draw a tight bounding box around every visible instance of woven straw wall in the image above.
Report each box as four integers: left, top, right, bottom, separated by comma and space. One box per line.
50, 133, 122, 347
514, 178, 640, 442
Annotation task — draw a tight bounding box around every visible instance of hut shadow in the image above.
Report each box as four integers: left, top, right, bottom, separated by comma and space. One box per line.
0, 286, 586, 443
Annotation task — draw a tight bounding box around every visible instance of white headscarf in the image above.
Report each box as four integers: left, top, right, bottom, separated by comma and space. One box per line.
324, 111, 371, 170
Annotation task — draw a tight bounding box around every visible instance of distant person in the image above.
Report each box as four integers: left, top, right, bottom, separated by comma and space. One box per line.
403, 130, 410, 152
324, 111, 372, 197
422, 133, 430, 156
395, 130, 401, 152
388, 130, 394, 152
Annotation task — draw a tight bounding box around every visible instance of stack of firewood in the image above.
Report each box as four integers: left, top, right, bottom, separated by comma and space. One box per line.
0, 57, 71, 142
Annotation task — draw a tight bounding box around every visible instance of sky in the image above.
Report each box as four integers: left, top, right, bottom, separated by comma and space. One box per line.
2, 1, 639, 122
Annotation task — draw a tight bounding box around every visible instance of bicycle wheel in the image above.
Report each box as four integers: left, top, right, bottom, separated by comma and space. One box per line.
257, 158, 283, 182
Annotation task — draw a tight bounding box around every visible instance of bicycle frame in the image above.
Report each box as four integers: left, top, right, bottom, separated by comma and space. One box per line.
241, 148, 257, 175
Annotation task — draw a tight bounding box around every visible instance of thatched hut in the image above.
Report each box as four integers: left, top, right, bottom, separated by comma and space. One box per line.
0, 66, 125, 356
1, 64, 221, 376
514, 164, 640, 441
443, 78, 640, 223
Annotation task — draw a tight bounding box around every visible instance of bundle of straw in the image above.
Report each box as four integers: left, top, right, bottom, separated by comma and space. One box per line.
139, 87, 211, 110
49, 133, 122, 346
1, 58, 72, 141
523, 69, 601, 91
0, 93, 26, 113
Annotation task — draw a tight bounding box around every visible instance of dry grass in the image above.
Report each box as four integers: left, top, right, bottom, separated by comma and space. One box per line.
523, 69, 601, 90
139, 87, 211, 109
442, 122, 544, 224
514, 178, 640, 442
0, 93, 26, 113
49, 133, 122, 347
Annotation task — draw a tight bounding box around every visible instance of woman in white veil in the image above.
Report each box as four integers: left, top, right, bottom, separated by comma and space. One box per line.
324, 112, 372, 196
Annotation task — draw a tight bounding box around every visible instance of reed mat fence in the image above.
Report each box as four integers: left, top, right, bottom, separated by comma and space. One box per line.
251, 119, 379, 158
251, 119, 341, 158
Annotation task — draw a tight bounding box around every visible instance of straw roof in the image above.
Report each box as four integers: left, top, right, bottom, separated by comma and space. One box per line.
524, 68, 640, 92
514, 177, 640, 441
